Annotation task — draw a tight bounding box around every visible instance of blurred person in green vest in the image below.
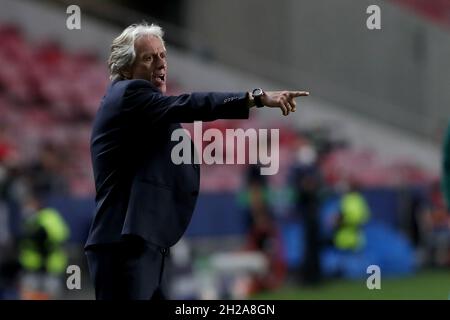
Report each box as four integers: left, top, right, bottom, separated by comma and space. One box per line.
333, 181, 370, 251
18, 191, 70, 299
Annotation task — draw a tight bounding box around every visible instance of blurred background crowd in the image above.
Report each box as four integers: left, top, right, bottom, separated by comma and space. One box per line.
0, 0, 449, 299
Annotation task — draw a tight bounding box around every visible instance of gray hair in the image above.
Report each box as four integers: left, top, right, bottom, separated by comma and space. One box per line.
108, 22, 165, 81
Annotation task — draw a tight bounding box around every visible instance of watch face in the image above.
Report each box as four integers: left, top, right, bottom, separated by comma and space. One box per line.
253, 88, 263, 97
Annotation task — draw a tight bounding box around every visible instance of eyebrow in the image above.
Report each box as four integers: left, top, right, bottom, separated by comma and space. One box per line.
141, 50, 167, 57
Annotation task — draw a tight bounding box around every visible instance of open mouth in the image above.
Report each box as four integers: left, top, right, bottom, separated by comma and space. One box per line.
154, 74, 165, 83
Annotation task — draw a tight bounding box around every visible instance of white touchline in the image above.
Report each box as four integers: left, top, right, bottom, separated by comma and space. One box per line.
171, 121, 279, 175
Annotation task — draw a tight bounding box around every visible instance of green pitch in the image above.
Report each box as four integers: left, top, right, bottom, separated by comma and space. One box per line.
251, 269, 450, 300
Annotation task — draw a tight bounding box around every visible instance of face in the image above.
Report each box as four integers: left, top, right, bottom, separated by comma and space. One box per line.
127, 35, 167, 93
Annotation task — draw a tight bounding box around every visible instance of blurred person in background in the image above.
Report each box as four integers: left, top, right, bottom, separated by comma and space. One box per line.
84, 22, 308, 300
242, 164, 286, 295
0, 122, 22, 240
442, 120, 450, 211
422, 120, 450, 267
18, 191, 70, 299
333, 181, 370, 252
0, 168, 23, 300
0, 123, 25, 299
397, 177, 427, 264
424, 180, 450, 267
291, 144, 323, 285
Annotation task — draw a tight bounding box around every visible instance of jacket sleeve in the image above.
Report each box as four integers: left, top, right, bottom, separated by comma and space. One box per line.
442, 122, 450, 210
122, 80, 250, 124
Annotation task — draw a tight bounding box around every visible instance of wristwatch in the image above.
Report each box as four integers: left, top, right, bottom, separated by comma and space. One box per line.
252, 88, 265, 108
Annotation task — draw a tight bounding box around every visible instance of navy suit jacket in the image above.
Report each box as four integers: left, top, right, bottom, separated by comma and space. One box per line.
85, 79, 250, 249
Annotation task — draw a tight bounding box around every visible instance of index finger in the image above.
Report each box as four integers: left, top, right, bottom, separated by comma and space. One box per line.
290, 91, 310, 97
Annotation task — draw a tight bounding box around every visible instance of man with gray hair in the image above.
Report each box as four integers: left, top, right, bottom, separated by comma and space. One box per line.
84, 22, 309, 300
